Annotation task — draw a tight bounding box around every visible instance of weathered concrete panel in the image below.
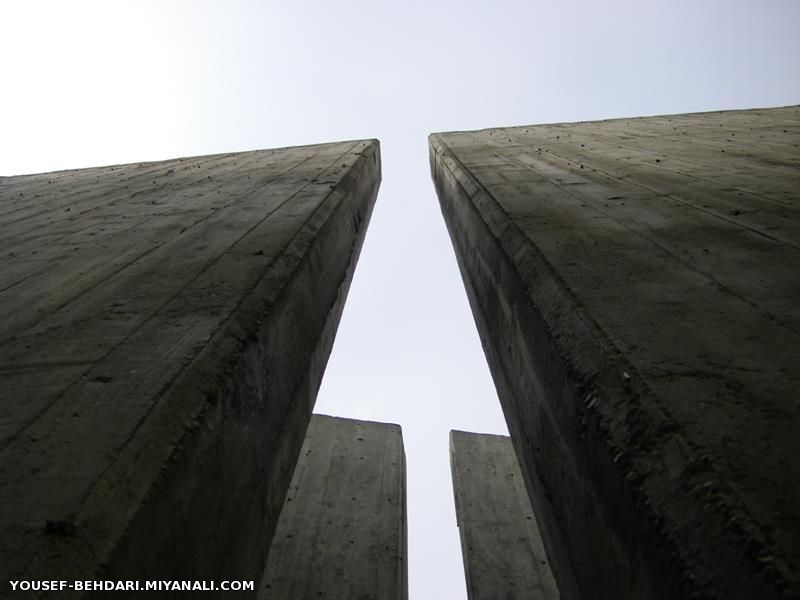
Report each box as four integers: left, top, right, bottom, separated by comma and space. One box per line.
430, 107, 800, 600
259, 414, 407, 600
0, 140, 380, 596
450, 430, 559, 600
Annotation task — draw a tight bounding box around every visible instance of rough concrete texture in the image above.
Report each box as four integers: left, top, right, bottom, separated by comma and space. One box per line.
430, 106, 800, 600
259, 414, 407, 600
450, 430, 559, 600
0, 140, 380, 597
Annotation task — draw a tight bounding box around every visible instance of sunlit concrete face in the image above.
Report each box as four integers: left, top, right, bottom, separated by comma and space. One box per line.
430, 107, 800, 600
450, 430, 559, 600
260, 415, 407, 600
0, 140, 380, 595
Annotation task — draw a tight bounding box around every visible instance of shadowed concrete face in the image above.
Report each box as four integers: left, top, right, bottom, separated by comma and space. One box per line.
0, 140, 380, 596
430, 107, 800, 600
450, 430, 559, 600
259, 414, 407, 600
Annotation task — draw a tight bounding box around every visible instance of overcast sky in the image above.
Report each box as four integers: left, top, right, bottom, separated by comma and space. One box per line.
2, 1, 799, 598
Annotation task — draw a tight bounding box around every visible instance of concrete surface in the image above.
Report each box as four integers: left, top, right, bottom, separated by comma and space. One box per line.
430, 106, 800, 600
450, 430, 559, 600
259, 414, 407, 600
0, 140, 380, 596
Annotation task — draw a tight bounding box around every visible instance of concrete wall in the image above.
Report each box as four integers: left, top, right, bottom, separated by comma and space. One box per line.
430, 106, 800, 600
0, 141, 380, 597
450, 430, 559, 600
259, 415, 407, 600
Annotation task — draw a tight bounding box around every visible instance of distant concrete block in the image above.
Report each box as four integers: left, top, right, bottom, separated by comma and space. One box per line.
0, 140, 380, 596
430, 107, 800, 600
258, 414, 407, 600
450, 430, 559, 600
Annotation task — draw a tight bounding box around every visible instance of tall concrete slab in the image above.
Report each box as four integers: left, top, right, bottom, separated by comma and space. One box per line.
259, 414, 407, 600
0, 140, 380, 595
430, 106, 800, 600
450, 430, 559, 600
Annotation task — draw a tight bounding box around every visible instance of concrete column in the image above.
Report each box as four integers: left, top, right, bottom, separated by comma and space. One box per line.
259, 414, 407, 600
450, 430, 559, 600
430, 106, 800, 600
0, 140, 381, 597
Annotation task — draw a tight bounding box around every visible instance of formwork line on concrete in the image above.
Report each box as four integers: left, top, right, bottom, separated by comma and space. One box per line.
0, 140, 370, 458
496, 125, 800, 209
430, 108, 800, 599
477, 127, 800, 245
431, 134, 588, 598
464, 126, 800, 336
0, 147, 351, 352
483, 110, 800, 200
0, 146, 336, 337
0, 143, 362, 455
0, 152, 310, 294
450, 430, 560, 600
0, 145, 346, 221
473, 138, 800, 336
0, 151, 282, 254
0, 139, 381, 595
0, 153, 224, 223
77, 143, 367, 497
537, 147, 800, 247
259, 415, 406, 600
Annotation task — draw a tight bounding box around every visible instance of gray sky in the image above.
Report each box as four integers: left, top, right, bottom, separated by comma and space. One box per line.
2, 1, 798, 597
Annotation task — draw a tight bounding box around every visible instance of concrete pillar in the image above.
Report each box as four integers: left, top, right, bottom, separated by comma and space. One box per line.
0, 140, 380, 596
450, 430, 559, 600
259, 414, 407, 600
430, 106, 800, 600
